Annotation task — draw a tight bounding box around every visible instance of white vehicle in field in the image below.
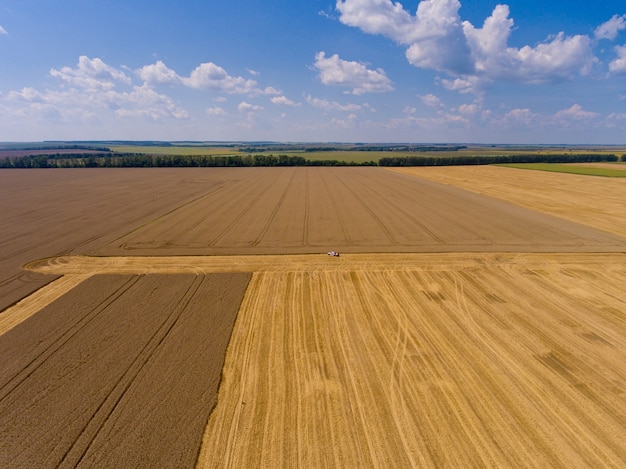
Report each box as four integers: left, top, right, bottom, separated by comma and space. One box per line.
327, 251, 340, 257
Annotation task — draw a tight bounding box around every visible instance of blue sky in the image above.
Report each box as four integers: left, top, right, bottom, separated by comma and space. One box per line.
1, 0, 625, 143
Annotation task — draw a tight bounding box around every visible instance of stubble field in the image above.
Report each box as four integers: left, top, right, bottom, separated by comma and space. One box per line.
1, 166, 625, 468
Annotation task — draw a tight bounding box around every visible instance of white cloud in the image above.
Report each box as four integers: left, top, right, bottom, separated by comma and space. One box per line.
186, 63, 259, 93
238, 101, 263, 112
6, 57, 188, 124
305, 94, 364, 112
606, 112, 626, 124
595, 15, 626, 41
463, 5, 595, 84
7, 87, 45, 102
502, 108, 537, 126
419, 93, 443, 108
137, 60, 182, 86
4, 82, 188, 123
137, 61, 282, 95
438, 76, 484, 94
314, 51, 393, 94
271, 96, 299, 106
113, 86, 189, 120
50, 56, 131, 90
609, 44, 626, 73
0, 26, 7, 35
457, 103, 478, 115
206, 106, 226, 115
337, 1, 597, 92
554, 104, 599, 121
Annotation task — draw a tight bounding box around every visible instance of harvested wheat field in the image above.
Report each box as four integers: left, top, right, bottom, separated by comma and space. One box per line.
1, 167, 626, 468
196, 254, 626, 468
392, 165, 626, 238
18, 253, 626, 468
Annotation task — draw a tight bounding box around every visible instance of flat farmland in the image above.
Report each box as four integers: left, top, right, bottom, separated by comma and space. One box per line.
17, 253, 626, 468
196, 254, 626, 468
392, 165, 626, 238
93, 167, 624, 255
0, 168, 238, 311
0, 272, 250, 468
1, 167, 626, 468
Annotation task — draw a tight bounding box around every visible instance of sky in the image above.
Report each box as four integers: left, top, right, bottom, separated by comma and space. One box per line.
0, 0, 625, 143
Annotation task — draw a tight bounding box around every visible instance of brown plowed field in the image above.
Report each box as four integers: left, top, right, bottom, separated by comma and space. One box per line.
0, 272, 250, 468
2, 167, 626, 468
4, 167, 623, 311
93, 167, 624, 255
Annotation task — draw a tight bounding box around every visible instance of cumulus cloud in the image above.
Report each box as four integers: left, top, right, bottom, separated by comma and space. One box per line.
263, 86, 281, 95
3, 56, 192, 125
314, 52, 393, 94
609, 44, 626, 73
554, 104, 599, 121
595, 14, 626, 41
6, 82, 187, 123
457, 103, 479, 115
502, 108, 537, 126
50, 56, 131, 90
238, 101, 263, 112
438, 75, 484, 94
206, 106, 226, 115
186, 63, 259, 93
419, 93, 443, 108
112, 85, 189, 120
271, 95, 299, 106
336, 0, 598, 92
136, 60, 282, 95
137, 60, 182, 86
462, 5, 595, 84
305, 94, 365, 112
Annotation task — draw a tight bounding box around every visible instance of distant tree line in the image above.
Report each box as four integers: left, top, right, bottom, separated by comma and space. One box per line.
302, 145, 467, 152
0, 151, 622, 168
378, 153, 621, 166
0, 144, 111, 152
0, 152, 376, 168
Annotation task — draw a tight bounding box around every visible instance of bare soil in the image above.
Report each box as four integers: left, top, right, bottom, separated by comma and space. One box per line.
94, 167, 625, 256
0, 272, 250, 468
5, 167, 623, 312
0, 168, 247, 311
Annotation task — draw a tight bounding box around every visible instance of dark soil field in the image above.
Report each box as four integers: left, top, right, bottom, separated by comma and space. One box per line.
0, 272, 250, 468
3, 167, 623, 311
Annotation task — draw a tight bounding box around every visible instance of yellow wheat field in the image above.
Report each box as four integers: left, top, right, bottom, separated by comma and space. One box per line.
192, 253, 626, 468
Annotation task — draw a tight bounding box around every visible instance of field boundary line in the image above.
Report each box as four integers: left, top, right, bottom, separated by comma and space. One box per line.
23, 253, 626, 277
0, 274, 92, 336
